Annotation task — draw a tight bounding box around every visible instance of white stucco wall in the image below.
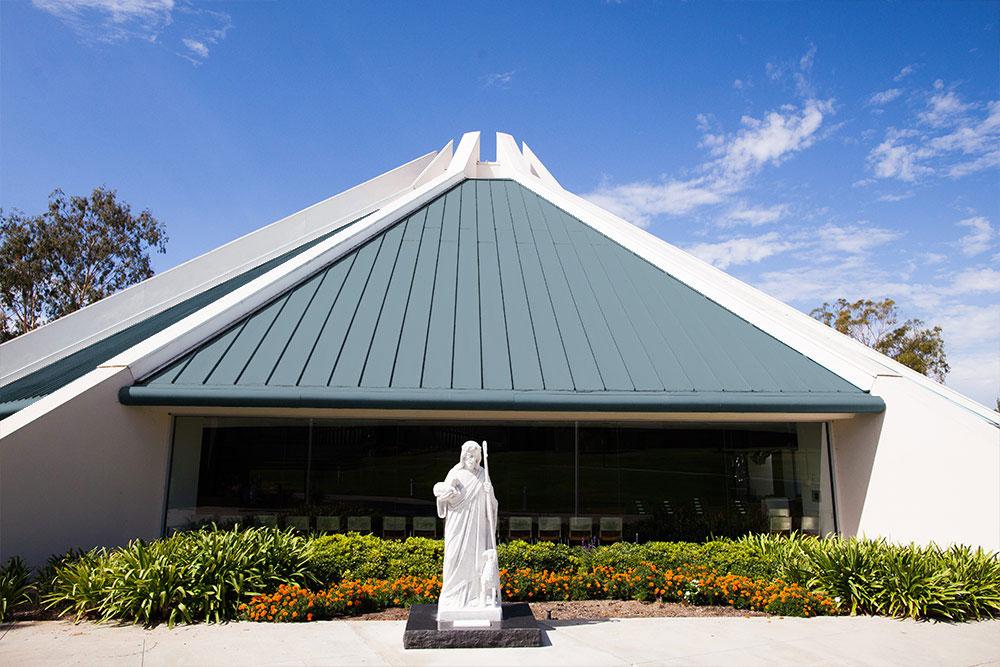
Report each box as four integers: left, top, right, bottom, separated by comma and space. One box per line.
831, 375, 1000, 550
0, 368, 172, 566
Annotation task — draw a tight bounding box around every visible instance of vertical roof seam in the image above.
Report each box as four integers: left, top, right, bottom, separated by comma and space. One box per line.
201, 318, 252, 385
591, 237, 686, 391
650, 267, 750, 390
536, 195, 620, 390
325, 234, 386, 386
475, 182, 485, 389
488, 181, 515, 388
618, 258, 727, 390
264, 271, 329, 385
417, 194, 448, 388
388, 207, 430, 386
536, 189, 860, 393
500, 181, 546, 389
561, 206, 658, 389
449, 186, 463, 389
511, 182, 577, 390
596, 245, 696, 390
358, 217, 412, 385
669, 285, 756, 392
163, 347, 196, 384
233, 293, 292, 385
295, 254, 358, 386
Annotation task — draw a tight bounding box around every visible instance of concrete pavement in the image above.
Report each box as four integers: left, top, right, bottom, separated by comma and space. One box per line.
2, 615, 998, 666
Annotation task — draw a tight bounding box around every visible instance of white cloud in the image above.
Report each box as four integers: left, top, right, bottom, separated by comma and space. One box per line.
947, 267, 1000, 294
710, 99, 833, 183
869, 88, 903, 106
483, 71, 515, 89
585, 179, 722, 228
877, 192, 913, 202
868, 90, 1000, 182
32, 0, 230, 63
583, 97, 834, 227
868, 129, 934, 181
182, 37, 207, 58
799, 43, 817, 72
956, 216, 994, 257
936, 303, 1000, 348
32, 0, 174, 42
719, 202, 789, 227
945, 350, 999, 409
685, 233, 795, 269
894, 64, 916, 81
817, 223, 901, 255
919, 90, 972, 127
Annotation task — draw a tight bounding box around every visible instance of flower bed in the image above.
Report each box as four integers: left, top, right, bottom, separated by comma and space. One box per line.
240, 564, 836, 622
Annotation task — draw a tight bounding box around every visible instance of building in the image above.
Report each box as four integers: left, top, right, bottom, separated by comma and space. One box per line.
2, 133, 997, 565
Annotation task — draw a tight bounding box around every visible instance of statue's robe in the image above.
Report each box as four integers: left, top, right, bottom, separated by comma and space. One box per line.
435, 464, 500, 610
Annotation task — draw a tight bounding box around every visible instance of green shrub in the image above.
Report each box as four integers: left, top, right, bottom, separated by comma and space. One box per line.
0, 557, 34, 621
307, 534, 443, 584
497, 540, 581, 572
43, 525, 311, 626
736, 533, 1000, 621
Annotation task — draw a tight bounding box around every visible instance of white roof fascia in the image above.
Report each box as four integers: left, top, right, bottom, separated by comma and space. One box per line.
521, 142, 562, 189
509, 168, 999, 424
0, 365, 131, 438
0, 150, 438, 387
103, 168, 466, 383
411, 140, 454, 188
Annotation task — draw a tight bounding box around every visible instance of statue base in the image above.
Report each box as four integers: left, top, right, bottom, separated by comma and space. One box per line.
436, 604, 504, 626
403, 603, 543, 649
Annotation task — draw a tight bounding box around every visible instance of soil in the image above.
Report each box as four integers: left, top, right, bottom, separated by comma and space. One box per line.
9, 600, 765, 623
353, 600, 765, 621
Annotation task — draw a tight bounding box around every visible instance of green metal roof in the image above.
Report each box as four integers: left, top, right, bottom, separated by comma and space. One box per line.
0, 213, 373, 419
122, 180, 883, 414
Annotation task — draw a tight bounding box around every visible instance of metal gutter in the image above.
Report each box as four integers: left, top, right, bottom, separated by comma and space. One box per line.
119, 385, 886, 414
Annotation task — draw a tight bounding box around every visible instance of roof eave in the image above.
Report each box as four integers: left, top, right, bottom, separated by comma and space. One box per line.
118, 385, 886, 414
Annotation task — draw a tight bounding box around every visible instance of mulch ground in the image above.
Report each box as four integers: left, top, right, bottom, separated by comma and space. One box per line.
353, 600, 765, 621
10, 600, 765, 624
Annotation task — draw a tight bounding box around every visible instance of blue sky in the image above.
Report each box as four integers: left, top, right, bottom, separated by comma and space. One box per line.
2, 1, 998, 404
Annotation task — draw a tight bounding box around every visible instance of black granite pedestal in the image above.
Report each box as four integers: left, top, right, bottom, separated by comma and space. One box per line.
403, 603, 543, 649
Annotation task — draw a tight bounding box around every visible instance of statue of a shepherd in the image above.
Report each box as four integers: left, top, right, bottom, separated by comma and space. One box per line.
432, 440, 502, 623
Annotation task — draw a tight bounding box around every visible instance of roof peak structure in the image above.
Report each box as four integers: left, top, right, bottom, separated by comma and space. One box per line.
1, 132, 997, 428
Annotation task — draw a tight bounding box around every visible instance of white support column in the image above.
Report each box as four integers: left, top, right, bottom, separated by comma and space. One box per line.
496, 132, 532, 179
411, 140, 454, 188
447, 132, 481, 178
522, 142, 562, 189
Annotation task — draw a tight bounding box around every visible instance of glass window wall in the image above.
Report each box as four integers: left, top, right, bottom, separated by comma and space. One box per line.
165, 417, 835, 541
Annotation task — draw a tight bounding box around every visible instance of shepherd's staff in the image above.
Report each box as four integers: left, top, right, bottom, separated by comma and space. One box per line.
483, 440, 497, 542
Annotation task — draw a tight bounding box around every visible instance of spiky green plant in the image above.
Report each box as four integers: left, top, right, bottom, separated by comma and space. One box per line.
737, 533, 1000, 621
0, 557, 34, 621
43, 525, 312, 627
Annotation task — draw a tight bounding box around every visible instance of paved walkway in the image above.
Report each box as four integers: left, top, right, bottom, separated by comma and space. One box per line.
1, 616, 998, 666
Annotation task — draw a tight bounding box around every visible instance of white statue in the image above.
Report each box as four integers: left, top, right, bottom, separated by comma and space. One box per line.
433, 440, 502, 624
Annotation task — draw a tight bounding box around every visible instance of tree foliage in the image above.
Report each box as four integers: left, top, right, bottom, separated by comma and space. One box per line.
0, 187, 166, 342
810, 298, 949, 381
